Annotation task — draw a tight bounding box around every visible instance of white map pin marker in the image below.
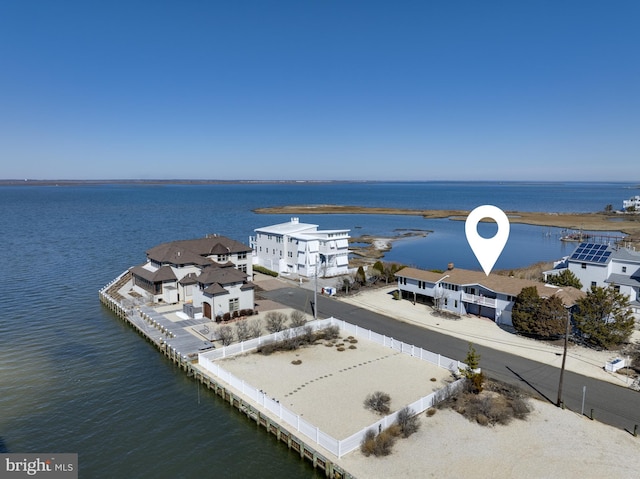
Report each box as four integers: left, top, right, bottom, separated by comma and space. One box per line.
465, 205, 510, 276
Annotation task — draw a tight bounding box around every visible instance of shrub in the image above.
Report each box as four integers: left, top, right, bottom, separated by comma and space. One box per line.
302, 325, 315, 344
256, 341, 277, 355
291, 359, 302, 365
235, 320, 250, 341
289, 310, 307, 328
223, 312, 231, 322
265, 311, 286, 333
254, 265, 278, 277
349, 345, 357, 349
426, 407, 437, 417
323, 325, 340, 340
337, 346, 345, 352
249, 319, 262, 338
395, 407, 420, 438
360, 429, 377, 457
364, 391, 391, 415
218, 325, 234, 346
373, 429, 396, 456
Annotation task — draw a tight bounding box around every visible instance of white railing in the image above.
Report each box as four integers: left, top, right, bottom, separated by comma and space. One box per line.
200, 317, 465, 372
198, 317, 466, 457
462, 292, 496, 308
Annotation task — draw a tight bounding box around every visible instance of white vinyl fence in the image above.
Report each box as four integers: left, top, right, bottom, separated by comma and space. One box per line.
199, 317, 466, 457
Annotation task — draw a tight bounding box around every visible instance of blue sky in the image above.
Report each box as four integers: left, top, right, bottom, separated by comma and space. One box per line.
0, 1, 638, 181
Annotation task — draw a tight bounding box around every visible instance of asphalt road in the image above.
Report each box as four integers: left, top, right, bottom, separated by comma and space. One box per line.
262, 287, 640, 434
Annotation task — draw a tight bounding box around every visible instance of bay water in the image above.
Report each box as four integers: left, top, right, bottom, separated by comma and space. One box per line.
0, 182, 634, 477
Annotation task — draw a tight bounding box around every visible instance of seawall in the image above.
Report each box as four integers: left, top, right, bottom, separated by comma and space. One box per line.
99, 273, 354, 479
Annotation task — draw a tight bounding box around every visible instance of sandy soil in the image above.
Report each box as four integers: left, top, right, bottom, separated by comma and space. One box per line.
339, 400, 640, 479
217, 333, 452, 438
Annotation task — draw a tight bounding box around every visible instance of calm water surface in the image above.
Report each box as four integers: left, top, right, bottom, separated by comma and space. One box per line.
0, 182, 634, 477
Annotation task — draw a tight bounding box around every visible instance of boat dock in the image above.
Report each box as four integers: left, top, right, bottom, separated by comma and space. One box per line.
99, 271, 354, 479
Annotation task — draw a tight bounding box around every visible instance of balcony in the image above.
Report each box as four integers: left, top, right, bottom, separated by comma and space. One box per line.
462, 293, 496, 308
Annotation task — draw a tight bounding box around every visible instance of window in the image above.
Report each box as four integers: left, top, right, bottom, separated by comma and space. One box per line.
454, 300, 458, 308
238, 252, 247, 260
581, 263, 587, 269
444, 298, 448, 306
591, 281, 597, 288
237, 264, 247, 273
613, 285, 620, 292
229, 298, 239, 313
622, 266, 627, 273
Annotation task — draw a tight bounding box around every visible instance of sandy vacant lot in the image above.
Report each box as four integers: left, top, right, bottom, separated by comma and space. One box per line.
217, 332, 453, 438
340, 399, 640, 479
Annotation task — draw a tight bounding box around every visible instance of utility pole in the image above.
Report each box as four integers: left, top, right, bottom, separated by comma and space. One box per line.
313, 256, 318, 320
557, 308, 572, 407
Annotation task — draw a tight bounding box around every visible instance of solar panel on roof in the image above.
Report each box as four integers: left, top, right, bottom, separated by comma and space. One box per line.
570, 242, 612, 263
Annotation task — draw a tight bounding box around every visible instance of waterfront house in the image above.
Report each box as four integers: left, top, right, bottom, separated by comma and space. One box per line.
395, 266, 583, 326
556, 242, 640, 320
130, 234, 254, 317
623, 195, 640, 211
250, 217, 350, 278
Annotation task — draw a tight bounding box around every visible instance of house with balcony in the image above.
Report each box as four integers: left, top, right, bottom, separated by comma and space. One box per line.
557, 242, 640, 320
250, 217, 350, 278
395, 266, 583, 327
130, 234, 254, 318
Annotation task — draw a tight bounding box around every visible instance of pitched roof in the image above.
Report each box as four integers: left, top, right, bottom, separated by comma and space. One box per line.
611, 247, 640, 263
146, 235, 251, 265
197, 266, 248, 285
606, 273, 640, 288
130, 264, 177, 282
146, 243, 214, 266
203, 283, 229, 295
395, 267, 584, 306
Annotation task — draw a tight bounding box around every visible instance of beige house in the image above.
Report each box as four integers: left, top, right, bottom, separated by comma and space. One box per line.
396, 266, 583, 326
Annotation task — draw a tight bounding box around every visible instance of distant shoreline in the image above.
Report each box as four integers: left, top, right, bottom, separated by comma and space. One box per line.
0, 179, 371, 186
253, 204, 640, 237
2, 179, 638, 187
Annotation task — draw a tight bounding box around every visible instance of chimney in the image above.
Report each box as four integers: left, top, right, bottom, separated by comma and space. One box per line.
447, 262, 454, 270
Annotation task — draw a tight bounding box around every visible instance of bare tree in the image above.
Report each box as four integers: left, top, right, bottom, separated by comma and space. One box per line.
265, 311, 287, 333
249, 319, 263, 338
235, 320, 250, 341
395, 406, 420, 437
289, 310, 307, 328
433, 289, 447, 312
218, 325, 234, 346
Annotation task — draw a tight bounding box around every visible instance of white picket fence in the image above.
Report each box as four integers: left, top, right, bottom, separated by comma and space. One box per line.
198, 317, 466, 457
